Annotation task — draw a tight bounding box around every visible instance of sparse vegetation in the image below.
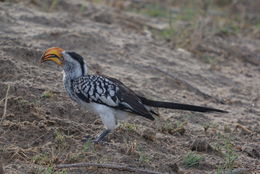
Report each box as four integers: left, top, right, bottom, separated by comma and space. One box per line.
153, 28, 176, 41
215, 134, 238, 173
79, 4, 87, 13
123, 0, 258, 53
138, 150, 150, 164
160, 121, 175, 133
254, 22, 260, 32
54, 129, 65, 144
69, 153, 84, 162
201, 55, 217, 64
182, 151, 203, 168
17, 97, 30, 105
202, 122, 219, 132
129, 3, 169, 18
120, 122, 137, 132
122, 139, 137, 155
32, 152, 50, 165
34, 166, 67, 174
41, 90, 53, 98
82, 140, 92, 152
49, 0, 59, 11
161, 120, 186, 135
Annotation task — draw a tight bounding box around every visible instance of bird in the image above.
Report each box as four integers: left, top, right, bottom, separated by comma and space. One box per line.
40, 47, 228, 143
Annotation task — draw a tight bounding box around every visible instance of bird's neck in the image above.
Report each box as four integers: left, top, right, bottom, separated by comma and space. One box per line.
63, 61, 87, 81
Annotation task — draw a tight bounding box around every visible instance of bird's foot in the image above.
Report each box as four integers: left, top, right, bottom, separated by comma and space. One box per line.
81, 136, 106, 143
92, 138, 107, 144
81, 129, 111, 144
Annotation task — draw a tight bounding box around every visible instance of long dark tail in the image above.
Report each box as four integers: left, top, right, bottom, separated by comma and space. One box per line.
139, 96, 228, 113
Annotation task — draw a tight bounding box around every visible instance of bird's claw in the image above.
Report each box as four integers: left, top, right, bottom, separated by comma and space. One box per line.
82, 129, 111, 144
81, 135, 108, 144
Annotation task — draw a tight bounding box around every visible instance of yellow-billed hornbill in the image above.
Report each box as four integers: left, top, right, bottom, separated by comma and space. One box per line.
41, 47, 228, 143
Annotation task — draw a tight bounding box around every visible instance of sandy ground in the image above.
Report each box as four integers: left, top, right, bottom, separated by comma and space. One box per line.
0, 0, 259, 174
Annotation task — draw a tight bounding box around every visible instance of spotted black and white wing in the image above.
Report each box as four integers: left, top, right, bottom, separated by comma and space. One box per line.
72, 75, 154, 120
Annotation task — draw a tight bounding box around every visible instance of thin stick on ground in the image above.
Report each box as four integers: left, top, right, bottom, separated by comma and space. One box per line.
0, 98, 5, 104
235, 124, 252, 134
1, 84, 10, 124
56, 162, 169, 174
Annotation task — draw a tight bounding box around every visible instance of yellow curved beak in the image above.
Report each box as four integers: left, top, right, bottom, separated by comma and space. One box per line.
41, 47, 64, 65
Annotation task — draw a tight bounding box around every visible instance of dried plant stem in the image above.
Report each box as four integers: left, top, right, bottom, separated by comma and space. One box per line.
235, 124, 252, 134
1, 84, 10, 124
56, 162, 169, 174
0, 98, 5, 104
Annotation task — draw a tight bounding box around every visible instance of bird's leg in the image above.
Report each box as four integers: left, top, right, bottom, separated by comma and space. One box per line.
93, 129, 111, 143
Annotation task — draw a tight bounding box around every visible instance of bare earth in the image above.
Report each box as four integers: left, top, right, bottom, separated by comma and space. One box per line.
0, 0, 259, 174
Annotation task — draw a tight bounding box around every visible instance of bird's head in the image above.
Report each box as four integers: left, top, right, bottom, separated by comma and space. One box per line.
41, 47, 88, 77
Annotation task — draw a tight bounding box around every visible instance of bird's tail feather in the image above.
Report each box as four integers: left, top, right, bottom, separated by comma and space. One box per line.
139, 96, 228, 113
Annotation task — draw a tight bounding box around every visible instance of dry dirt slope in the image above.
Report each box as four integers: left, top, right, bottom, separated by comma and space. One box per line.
0, 0, 259, 174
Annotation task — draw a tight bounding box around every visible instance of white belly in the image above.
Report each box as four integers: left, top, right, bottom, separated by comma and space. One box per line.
85, 102, 117, 130
82, 102, 130, 130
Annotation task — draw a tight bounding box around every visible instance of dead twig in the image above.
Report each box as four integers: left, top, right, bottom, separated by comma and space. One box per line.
235, 124, 252, 134
223, 168, 252, 174
1, 85, 10, 124
0, 97, 6, 104
56, 162, 169, 174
